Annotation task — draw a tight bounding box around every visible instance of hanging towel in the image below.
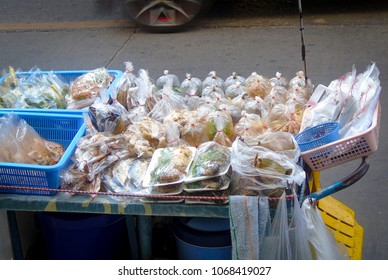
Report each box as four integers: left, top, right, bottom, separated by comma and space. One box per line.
229, 195, 270, 260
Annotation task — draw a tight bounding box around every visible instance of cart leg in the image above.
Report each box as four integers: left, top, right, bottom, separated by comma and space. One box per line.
6, 211, 23, 260
137, 216, 153, 260
125, 215, 140, 260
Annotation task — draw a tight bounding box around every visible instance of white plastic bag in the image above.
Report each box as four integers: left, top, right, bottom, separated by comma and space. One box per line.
260, 191, 291, 259
289, 189, 313, 260
301, 199, 349, 260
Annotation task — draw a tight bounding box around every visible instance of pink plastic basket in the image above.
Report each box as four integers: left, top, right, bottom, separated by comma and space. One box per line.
300, 103, 381, 171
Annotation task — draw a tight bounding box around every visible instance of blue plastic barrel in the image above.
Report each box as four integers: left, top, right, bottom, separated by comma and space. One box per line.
36, 212, 130, 260
172, 217, 232, 260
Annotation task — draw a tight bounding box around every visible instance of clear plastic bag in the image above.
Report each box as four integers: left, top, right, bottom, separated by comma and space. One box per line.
128, 69, 155, 123
244, 96, 269, 118
268, 103, 302, 135
246, 72, 272, 99
270, 72, 288, 88
67, 67, 113, 109
156, 70, 180, 90
230, 137, 305, 191
180, 117, 209, 147
232, 111, 268, 140
263, 85, 287, 108
181, 73, 202, 97
244, 131, 300, 163
111, 61, 137, 110
89, 88, 129, 135
339, 63, 381, 138
224, 72, 246, 88
260, 191, 291, 259
0, 114, 64, 165
225, 81, 247, 99
148, 77, 188, 123
288, 189, 313, 260
202, 71, 224, 90
201, 84, 225, 99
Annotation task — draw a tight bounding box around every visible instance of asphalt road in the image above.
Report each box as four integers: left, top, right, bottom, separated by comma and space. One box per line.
0, 0, 387, 260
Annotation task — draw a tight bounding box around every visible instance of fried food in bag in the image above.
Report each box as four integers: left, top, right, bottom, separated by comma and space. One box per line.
268, 103, 303, 135
0, 114, 64, 165
181, 117, 210, 147
112, 61, 137, 110
67, 67, 113, 109
246, 72, 272, 99
156, 70, 180, 90
232, 111, 268, 140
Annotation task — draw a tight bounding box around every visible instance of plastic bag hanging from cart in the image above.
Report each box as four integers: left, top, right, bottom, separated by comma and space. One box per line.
301, 198, 349, 260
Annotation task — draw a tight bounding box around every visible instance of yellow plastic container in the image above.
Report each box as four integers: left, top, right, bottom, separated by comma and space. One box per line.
309, 171, 364, 260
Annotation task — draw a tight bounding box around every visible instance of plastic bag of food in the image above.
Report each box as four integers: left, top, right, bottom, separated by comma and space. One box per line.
203, 71, 225, 90
225, 81, 246, 99
128, 69, 155, 123
164, 109, 193, 127
212, 114, 233, 147
181, 73, 202, 97
16, 68, 68, 109
221, 101, 243, 125
156, 70, 180, 90
148, 78, 188, 123
268, 103, 302, 135
0, 114, 64, 165
102, 157, 151, 194
207, 109, 234, 141
67, 67, 113, 109
186, 141, 231, 180
230, 137, 305, 191
244, 96, 269, 118
224, 72, 246, 88
246, 72, 272, 99
181, 117, 210, 147
242, 131, 300, 163
270, 72, 288, 88
263, 85, 287, 108
289, 71, 313, 98
129, 116, 167, 150
232, 111, 268, 140
110, 61, 138, 110
165, 121, 188, 147
88, 88, 129, 135
202, 84, 225, 100
145, 145, 194, 185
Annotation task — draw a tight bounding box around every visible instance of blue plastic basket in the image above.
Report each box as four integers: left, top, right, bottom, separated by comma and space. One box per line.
0, 111, 86, 195
0, 69, 123, 110
295, 122, 340, 152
